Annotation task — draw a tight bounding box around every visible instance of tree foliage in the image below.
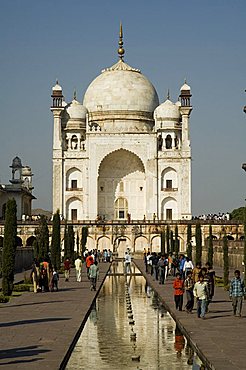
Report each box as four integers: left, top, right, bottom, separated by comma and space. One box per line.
51, 210, 61, 269
81, 226, 88, 256
230, 207, 244, 222
186, 223, 192, 259
207, 224, 214, 267
195, 223, 202, 265
223, 233, 229, 287
174, 225, 179, 257
35, 215, 49, 260
161, 229, 165, 255
244, 207, 246, 287
170, 230, 174, 254
2, 198, 17, 296
166, 225, 170, 255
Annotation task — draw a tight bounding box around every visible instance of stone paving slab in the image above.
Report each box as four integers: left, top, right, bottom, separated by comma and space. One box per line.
134, 259, 245, 370
0, 263, 110, 370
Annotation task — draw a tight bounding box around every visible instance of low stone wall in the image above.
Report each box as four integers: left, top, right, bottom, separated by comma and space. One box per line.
15, 246, 33, 272
202, 240, 244, 270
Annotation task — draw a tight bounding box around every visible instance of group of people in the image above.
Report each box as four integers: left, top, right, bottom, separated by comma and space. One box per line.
193, 212, 230, 221
63, 251, 100, 291
30, 258, 59, 293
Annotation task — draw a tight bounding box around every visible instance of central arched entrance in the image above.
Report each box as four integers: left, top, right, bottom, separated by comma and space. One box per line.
98, 149, 145, 220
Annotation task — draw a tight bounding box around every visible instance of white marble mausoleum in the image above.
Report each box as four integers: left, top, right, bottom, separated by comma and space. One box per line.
51, 27, 192, 222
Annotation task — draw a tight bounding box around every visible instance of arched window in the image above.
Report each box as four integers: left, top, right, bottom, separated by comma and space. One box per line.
71, 135, 78, 150
115, 198, 128, 220
165, 135, 172, 149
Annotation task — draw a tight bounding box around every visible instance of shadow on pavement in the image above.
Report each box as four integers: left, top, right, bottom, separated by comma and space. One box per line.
2, 300, 65, 308
0, 317, 70, 328
0, 345, 50, 365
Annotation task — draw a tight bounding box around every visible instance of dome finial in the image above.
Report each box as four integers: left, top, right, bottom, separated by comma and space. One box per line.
73, 89, 77, 100
167, 89, 170, 100
118, 22, 125, 61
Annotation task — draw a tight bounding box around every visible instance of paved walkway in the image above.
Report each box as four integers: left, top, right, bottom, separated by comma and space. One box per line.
0, 263, 110, 370
134, 260, 246, 370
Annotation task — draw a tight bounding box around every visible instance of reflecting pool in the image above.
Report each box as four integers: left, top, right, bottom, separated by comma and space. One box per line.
66, 263, 203, 370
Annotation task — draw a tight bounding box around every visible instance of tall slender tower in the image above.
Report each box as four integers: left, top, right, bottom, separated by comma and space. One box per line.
51, 81, 64, 215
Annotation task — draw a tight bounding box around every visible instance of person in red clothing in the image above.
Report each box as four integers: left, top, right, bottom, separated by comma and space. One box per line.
173, 272, 184, 311
64, 258, 71, 281
85, 253, 94, 279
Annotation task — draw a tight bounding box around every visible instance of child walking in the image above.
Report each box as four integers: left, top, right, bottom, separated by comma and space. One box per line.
173, 272, 184, 311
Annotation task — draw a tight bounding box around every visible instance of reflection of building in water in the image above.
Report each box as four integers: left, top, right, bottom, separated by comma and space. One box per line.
67, 270, 203, 369
51, 25, 192, 222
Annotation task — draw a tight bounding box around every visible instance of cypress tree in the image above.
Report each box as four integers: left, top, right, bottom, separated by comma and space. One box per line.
36, 215, 49, 261
81, 226, 88, 256
207, 224, 214, 267
223, 234, 229, 287
161, 229, 165, 255
174, 225, 179, 257
63, 222, 68, 260
170, 230, 174, 254
195, 223, 202, 265
51, 210, 61, 269
67, 225, 75, 262
244, 206, 246, 287
2, 198, 17, 296
0, 237, 3, 278
166, 225, 170, 255
186, 223, 192, 260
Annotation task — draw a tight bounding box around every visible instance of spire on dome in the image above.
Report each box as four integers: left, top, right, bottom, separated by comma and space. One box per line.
167, 89, 170, 100
118, 22, 125, 61
73, 90, 77, 100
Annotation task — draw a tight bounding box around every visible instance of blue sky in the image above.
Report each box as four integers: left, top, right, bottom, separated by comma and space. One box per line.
0, 0, 245, 215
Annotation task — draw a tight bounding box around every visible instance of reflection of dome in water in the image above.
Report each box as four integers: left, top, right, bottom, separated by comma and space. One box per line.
83, 59, 159, 113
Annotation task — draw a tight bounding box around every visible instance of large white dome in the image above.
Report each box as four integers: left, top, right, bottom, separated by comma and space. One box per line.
83, 60, 159, 113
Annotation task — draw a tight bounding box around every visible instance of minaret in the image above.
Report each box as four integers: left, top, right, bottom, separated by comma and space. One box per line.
179, 81, 192, 149
50, 80, 64, 215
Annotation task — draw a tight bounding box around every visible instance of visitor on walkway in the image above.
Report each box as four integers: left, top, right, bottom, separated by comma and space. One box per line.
192, 262, 201, 283
30, 259, 39, 293
183, 257, 194, 278
229, 270, 245, 317
64, 258, 71, 282
50, 267, 59, 291
205, 262, 215, 302
75, 256, 83, 282
158, 255, 167, 284
193, 274, 209, 319
173, 272, 184, 311
146, 252, 152, 274
152, 252, 159, 281
179, 255, 186, 279
89, 261, 99, 291
184, 270, 194, 313
86, 252, 94, 279
124, 251, 132, 274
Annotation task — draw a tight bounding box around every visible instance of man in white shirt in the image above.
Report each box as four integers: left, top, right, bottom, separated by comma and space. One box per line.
124, 251, 132, 274
193, 274, 209, 319
74, 256, 83, 282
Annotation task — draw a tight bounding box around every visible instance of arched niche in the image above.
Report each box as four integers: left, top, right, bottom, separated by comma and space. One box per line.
98, 149, 145, 220
134, 236, 148, 253
66, 197, 83, 221
151, 235, 161, 253
66, 167, 82, 190
97, 236, 111, 250
161, 197, 177, 220
161, 167, 177, 190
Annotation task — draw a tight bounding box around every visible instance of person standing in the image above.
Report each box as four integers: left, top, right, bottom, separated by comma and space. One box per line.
124, 251, 132, 274
89, 261, 99, 291
64, 258, 71, 282
75, 256, 83, 282
193, 274, 209, 319
183, 257, 194, 278
30, 259, 39, 293
173, 272, 184, 311
86, 253, 94, 279
184, 270, 194, 313
229, 270, 245, 317
192, 262, 201, 283
158, 255, 166, 285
